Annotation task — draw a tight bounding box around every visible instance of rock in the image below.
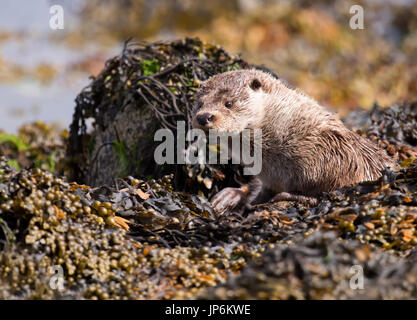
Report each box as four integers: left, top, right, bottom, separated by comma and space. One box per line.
67, 38, 278, 198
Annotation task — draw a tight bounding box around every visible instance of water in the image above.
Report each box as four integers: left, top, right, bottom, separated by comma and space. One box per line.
1, 0, 415, 133
0, 0, 119, 133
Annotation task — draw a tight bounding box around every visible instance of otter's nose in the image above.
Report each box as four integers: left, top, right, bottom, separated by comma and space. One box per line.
197, 113, 214, 126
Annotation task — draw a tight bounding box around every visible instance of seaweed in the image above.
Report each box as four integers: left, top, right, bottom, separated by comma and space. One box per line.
67, 38, 277, 196
1, 38, 417, 300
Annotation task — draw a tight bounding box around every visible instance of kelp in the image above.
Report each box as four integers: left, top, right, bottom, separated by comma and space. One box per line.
1, 38, 417, 299
199, 231, 417, 300
67, 38, 277, 197
0, 122, 67, 173
0, 157, 251, 299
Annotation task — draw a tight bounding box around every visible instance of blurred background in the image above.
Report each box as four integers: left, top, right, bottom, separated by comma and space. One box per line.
0, 0, 416, 133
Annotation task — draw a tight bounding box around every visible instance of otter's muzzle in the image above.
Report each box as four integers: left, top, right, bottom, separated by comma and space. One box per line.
196, 113, 214, 126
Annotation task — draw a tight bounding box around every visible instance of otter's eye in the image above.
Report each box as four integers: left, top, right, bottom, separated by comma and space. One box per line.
225, 101, 233, 108
194, 100, 203, 111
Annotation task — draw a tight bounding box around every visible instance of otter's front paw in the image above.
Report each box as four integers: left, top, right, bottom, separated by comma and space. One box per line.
210, 187, 245, 215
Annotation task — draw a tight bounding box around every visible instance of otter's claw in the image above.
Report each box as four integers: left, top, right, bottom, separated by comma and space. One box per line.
210, 187, 245, 215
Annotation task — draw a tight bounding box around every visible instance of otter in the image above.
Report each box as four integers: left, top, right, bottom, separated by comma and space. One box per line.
192, 69, 394, 214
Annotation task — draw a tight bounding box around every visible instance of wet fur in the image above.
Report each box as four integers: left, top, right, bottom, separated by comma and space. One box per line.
193, 69, 395, 212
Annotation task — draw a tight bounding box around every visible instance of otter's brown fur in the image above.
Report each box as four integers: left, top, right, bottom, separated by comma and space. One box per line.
192, 69, 394, 213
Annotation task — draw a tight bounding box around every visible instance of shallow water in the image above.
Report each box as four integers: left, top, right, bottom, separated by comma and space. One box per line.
0, 0, 118, 133
1, 0, 416, 133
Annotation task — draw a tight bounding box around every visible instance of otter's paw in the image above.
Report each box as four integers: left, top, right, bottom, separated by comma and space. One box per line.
210, 187, 245, 215
270, 192, 318, 206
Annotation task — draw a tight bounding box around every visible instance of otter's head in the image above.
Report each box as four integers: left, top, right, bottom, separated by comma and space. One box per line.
192, 69, 272, 133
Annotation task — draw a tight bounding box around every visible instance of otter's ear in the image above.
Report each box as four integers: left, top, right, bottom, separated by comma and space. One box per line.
250, 78, 262, 91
